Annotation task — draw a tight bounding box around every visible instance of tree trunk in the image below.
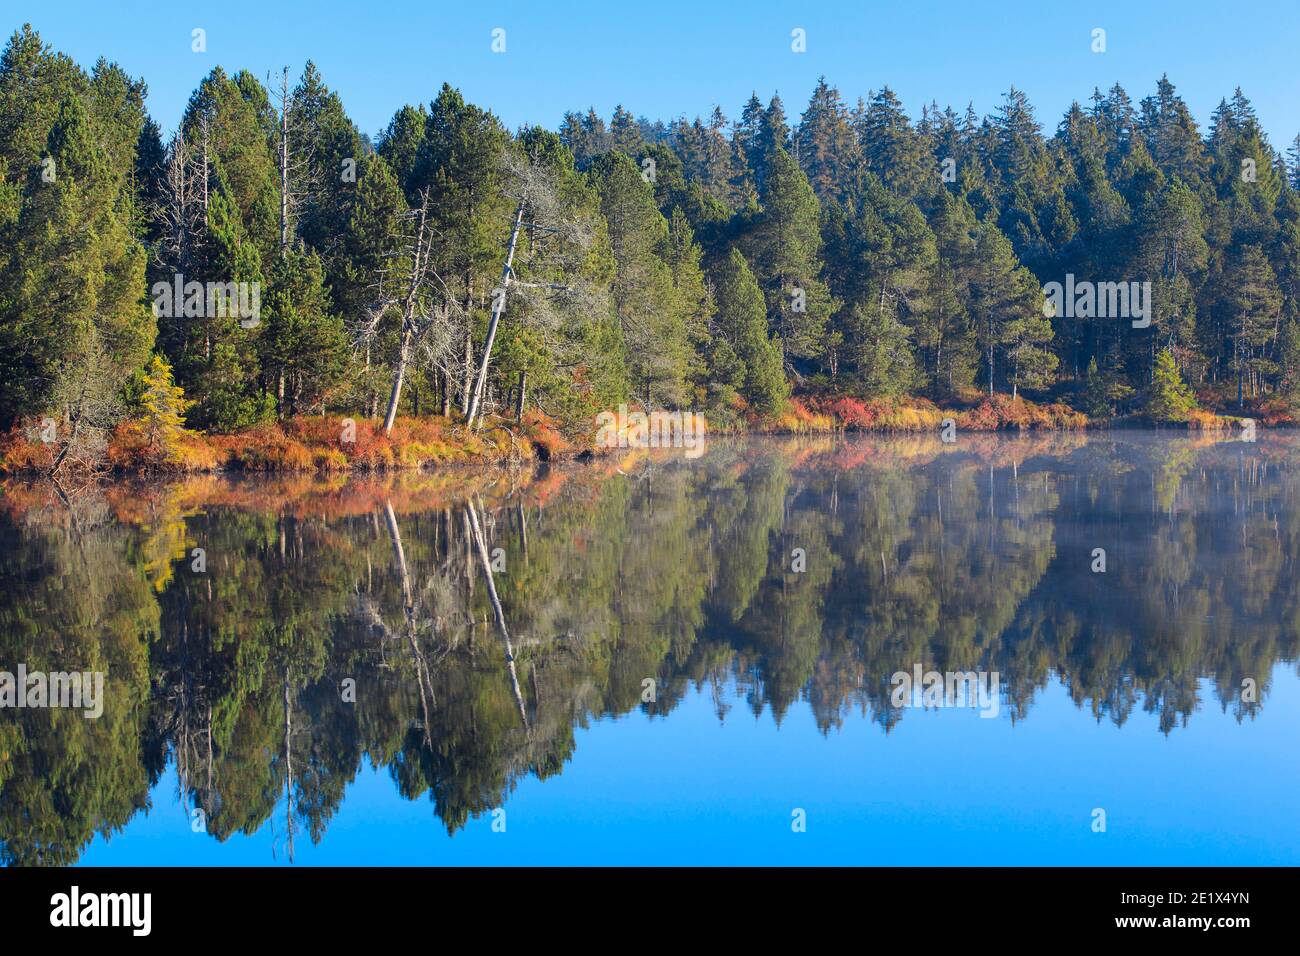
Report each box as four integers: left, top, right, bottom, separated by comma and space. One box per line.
467, 198, 527, 428
383, 192, 431, 436
988, 321, 995, 396
466, 499, 527, 727
460, 328, 474, 416
279, 68, 290, 256
383, 325, 413, 433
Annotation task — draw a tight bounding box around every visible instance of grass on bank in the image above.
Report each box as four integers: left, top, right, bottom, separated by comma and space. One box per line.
2, 383, 1285, 477
0, 411, 572, 476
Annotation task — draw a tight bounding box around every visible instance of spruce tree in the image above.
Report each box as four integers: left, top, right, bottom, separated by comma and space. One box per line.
744, 147, 833, 368
711, 248, 787, 413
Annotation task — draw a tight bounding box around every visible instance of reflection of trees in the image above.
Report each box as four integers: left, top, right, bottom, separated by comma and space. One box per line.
1, 432, 1299, 862
1002, 436, 1300, 733
0, 490, 154, 865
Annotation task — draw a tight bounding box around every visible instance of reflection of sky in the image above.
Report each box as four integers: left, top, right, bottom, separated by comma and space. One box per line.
79, 663, 1300, 866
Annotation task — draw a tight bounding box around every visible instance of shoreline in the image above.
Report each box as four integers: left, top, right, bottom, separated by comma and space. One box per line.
0, 399, 1279, 478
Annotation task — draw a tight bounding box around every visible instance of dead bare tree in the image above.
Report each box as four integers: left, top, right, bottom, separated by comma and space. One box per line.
199, 115, 210, 217
153, 130, 205, 276
367, 145, 604, 434
271, 65, 317, 258
150, 115, 215, 369
379, 188, 463, 434
46, 333, 124, 478
465, 198, 525, 429
464, 149, 602, 430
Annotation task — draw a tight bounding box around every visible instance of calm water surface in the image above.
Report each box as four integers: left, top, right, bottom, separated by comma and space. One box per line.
2, 432, 1298, 865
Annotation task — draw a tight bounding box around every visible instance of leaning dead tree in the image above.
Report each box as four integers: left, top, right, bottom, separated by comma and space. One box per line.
464, 197, 526, 429
463, 149, 601, 429
370, 146, 602, 434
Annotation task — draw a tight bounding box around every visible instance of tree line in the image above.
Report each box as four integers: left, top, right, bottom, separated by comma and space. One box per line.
3, 22, 1300, 449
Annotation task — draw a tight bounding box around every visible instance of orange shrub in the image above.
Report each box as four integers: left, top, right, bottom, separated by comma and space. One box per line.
956, 394, 1087, 431
825, 397, 876, 428
107, 420, 222, 473
520, 409, 570, 460
1184, 408, 1236, 430
0, 426, 56, 474
212, 424, 315, 471
763, 397, 837, 433
1253, 398, 1299, 427
6, 411, 635, 476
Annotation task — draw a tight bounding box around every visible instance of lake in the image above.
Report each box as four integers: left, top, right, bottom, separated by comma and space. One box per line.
2, 431, 1298, 866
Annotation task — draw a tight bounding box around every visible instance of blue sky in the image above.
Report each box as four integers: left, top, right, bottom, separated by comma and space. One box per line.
17, 1, 1300, 148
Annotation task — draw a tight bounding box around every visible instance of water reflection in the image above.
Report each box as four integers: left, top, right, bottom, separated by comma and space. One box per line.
1, 432, 1297, 865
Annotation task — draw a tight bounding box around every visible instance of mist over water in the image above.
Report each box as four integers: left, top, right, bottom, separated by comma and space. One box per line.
3, 432, 1298, 865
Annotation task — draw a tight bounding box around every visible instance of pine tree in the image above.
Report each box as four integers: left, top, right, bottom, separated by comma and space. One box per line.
377, 103, 427, 194
289, 61, 365, 260
848, 300, 915, 397
1221, 244, 1282, 405
396, 84, 513, 415
745, 94, 789, 192
608, 105, 642, 155
260, 248, 346, 415
969, 224, 1044, 395
1003, 305, 1058, 399
593, 152, 688, 408
711, 248, 787, 413
336, 153, 406, 416
923, 192, 981, 393
0, 26, 153, 430
1082, 356, 1110, 417
1139, 75, 1208, 188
